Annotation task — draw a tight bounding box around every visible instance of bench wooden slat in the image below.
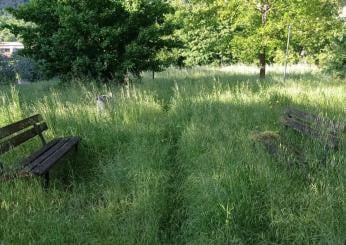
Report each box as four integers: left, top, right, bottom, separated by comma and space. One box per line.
31, 137, 79, 175
281, 112, 339, 149
20, 138, 62, 170
284, 108, 343, 133
0, 123, 48, 155
23, 138, 69, 173
284, 108, 318, 122
0, 114, 43, 140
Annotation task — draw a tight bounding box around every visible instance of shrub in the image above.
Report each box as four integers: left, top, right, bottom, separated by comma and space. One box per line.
6, 0, 176, 83
13, 55, 44, 82
320, 34, 346, 79
0, 55, 16, 83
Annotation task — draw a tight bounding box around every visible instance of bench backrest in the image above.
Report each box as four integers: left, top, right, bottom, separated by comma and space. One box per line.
0, 115, 48, 155
281, 108, 344, 150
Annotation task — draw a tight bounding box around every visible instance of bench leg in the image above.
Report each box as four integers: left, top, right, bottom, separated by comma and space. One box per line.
43, 172, 50, 189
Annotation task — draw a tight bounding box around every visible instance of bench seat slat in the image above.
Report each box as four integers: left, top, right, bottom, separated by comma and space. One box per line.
284, 108, 319, 122
284, 108, 343, 133
32, 137, 79, 175
20, 138, 62, 170
24, 137, 79, 175
0, 115, 43, 140
281, 115, 339, 149
0, 123, 48, 155
23, 138, 69, 172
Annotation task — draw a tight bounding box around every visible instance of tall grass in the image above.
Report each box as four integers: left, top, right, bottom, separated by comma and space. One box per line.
0, 66, 345, 244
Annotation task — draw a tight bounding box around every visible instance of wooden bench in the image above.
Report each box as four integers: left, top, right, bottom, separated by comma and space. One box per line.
253, 108, 344, 166
281, 108, 345, 151
0, 114, 80, 187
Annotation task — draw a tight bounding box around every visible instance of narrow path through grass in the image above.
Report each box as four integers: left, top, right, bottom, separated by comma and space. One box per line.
159, 125, 185, 244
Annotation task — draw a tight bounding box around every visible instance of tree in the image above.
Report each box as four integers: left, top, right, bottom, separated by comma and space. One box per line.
0, 55, 16, 83
320, 24, 346, 78
6, 0, 176, 82
0, 10, 27, 41
231, 0, 344, 78
170, 0, 236, 66
172, 0, 344, 78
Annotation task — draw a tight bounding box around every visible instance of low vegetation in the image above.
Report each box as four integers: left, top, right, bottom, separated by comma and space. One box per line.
0, 66, 345, 244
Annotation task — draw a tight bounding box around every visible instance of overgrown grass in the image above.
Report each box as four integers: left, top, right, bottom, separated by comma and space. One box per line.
0, 66, 345, 244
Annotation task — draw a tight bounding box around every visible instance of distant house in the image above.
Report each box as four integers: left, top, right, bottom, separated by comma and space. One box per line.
0, 42, 24, 57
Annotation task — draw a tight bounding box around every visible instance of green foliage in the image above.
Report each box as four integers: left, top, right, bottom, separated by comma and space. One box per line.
272, 49, 300, 64
231, 0, 344, 64
0, 55, 16, 83
13, 54, 44, 81
6, 0, 176, 82
320, 28, 346, 78
4, 0, 345, 76
171, 0, 344, 71
0, 53, 43, 83
0, 10, 28, 41
170, 0, 235, 66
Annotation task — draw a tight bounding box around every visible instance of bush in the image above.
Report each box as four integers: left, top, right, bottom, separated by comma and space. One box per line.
13, 55, 44, 82
7, 0, 176, 83
0, 55, 16, 83
320, 34, 346, 78
273, 49, 301, 65
0, 55, 45, 84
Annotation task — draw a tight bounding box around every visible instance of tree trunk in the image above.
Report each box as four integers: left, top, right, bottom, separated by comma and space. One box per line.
259, 50, 266, 79
258, 2, 270, 79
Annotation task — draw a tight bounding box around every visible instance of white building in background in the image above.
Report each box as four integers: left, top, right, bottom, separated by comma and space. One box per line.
0, 42, 24, 57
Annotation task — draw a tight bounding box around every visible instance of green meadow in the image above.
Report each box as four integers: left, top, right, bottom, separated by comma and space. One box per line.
0, 66, 345, 244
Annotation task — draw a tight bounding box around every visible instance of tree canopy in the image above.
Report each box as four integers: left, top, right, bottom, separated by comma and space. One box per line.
0, 10, 27, 41
3, 0, 345, 80
171, 0, 345, 77
6, 0, 176, 82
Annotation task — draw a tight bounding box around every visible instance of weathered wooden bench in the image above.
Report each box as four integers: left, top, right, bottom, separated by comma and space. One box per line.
253, 108, 344, 166
0, 114, 80, 187
281, 108, 345, 151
